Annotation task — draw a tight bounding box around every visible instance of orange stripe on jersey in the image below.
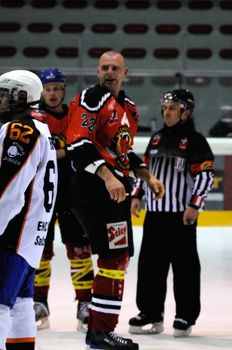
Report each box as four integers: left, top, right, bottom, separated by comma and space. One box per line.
16, 178, 34, 253
190, 160, 214, 174
6, 337, 35, 343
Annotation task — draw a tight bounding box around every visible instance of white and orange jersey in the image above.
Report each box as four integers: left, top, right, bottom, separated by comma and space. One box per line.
0, 116, 57, 268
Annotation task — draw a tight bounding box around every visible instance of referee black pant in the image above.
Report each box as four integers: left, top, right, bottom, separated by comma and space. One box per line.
136, 211, 201, 326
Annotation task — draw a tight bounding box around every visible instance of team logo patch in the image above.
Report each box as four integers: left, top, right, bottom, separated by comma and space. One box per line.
7, 145, 19, 158
7, 142, 25, 158
3, 142, 25, 165
179, 137, 188, 150
151, 134, 161, 145
107, 221, 128, 250
113, 125, 132, 170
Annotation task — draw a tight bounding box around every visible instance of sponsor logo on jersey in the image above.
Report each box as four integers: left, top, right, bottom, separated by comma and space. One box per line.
107, 221, 128, 249
34, 235, 46, 246
108, 101, 116, 111
150, 149, 158, 155
37, 221, 49, 231
108, 109, 118, 123
48, 137, 55, 150
174, 156, 186, 172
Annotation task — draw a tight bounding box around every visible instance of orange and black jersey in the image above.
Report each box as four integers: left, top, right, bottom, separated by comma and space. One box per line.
31, 104, 69, 149
66, 84, 146, 177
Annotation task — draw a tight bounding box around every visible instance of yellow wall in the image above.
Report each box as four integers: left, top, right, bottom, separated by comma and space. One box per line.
132, 210, 232, 227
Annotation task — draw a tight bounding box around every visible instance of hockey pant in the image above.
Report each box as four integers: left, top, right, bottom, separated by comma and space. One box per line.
89, 250, 129, 332
0, 298, 35, 350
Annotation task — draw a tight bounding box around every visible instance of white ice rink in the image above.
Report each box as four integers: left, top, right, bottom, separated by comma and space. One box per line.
36, 226, 232, 350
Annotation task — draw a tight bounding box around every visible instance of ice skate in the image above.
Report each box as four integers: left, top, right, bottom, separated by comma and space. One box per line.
34, 301, 50, 330
173, 319, 192, 337
77, 301, 89, 333
86, 330, 139, 350
129, 312, 164, 334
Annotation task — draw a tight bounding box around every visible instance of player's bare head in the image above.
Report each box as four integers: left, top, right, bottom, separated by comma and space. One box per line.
99, 50, 126, 67
98, 50, 128, 97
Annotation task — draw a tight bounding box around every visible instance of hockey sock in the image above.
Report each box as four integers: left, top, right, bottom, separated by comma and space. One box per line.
66, 244, 94, 301
89, 251, 129, 331
34, 260, 51, 303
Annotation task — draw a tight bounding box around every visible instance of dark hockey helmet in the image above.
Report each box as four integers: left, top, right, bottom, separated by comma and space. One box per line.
39, 68, 66, 86
0, 70, 43, 116
161, 89, 195, 114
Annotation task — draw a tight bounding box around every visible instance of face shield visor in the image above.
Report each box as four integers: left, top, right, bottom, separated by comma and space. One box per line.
0, 88, 10, 113
0, 87, 28, 110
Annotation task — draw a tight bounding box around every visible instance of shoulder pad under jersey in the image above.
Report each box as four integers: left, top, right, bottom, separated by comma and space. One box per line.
124, 95, 136, 107
79, 85, 112, 112
30, 109, 48, 122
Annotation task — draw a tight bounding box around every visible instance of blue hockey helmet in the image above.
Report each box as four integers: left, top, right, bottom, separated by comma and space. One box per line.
39, 68, 66, 86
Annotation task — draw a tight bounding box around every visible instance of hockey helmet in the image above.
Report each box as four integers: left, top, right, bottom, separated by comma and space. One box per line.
39, 68, 66, 86
0, 70, 43, 114
161, 89, 195, 114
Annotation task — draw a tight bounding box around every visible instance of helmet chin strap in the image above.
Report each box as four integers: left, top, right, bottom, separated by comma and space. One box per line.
28, 99, 40, 107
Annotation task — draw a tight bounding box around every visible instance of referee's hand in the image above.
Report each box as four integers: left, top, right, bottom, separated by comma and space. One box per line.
147, 174, 165, 200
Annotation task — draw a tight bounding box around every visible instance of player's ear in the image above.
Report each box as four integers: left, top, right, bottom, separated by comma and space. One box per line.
181, 110, 190, 121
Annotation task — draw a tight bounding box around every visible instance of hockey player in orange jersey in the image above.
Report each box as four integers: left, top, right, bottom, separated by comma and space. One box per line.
66, 50, 165, 350
32, 68, 94, 332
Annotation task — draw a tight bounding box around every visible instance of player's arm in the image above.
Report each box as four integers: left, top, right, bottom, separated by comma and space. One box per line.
96, 164, 127, 203
66, 96, 127, 202
188, 135, 215, 210
128, 143, 164, 200
66, 96, 105, 173
0, 120, 40, 231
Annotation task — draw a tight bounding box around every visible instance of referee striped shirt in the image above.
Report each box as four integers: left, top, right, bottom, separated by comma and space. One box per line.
132, 121, 214, 213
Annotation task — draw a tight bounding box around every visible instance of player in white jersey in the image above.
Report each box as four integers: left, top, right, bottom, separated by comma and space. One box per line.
0, 70, 57, 350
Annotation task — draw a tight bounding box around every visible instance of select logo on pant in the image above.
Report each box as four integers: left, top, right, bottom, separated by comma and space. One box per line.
107, 221, 128, 249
